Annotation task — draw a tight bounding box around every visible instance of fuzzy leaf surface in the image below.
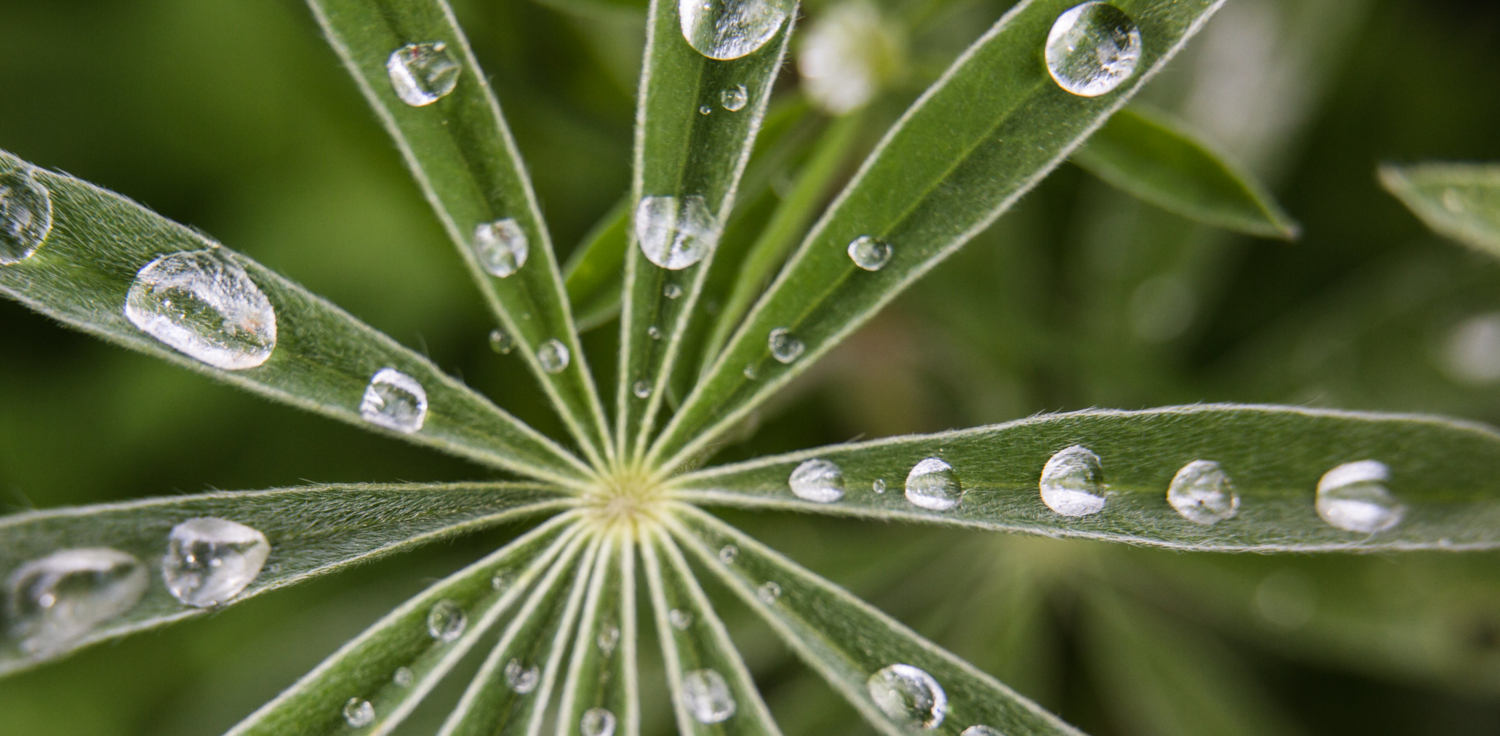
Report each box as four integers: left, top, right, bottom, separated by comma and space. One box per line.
555, 535, 640, 736
1380, 162, 1500, 256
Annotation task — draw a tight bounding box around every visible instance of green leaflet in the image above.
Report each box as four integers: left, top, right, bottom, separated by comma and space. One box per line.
564, 199, 631, 333
1380, 162, 1500, 256
554, 534, 640, 736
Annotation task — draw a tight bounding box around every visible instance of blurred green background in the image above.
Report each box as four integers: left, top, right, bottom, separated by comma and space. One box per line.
3, 0, 1500, 733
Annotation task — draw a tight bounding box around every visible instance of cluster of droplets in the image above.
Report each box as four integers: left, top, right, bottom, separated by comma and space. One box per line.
787, 456, 961, 510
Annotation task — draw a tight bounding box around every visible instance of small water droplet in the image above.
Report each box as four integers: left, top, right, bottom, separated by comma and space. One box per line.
678, 0, 791, 61
5, 548, 147, 655
360, 368, 428, 434
1044, 3, 1142, 97
757, 581, 781, 604
682, 669, 736, 724
872, 478, 887, 494
1166, 459, 1239, 526
768, 327, 805, 363
789, 458, 846, 503
847, 235, 893, 271
721, 84, 749, 112
162, 517, 270, 607
1039, 445, 1106, 516
597, 623, 620, 654
647, 325, 664, 340
961, 727, 1004, 736
488, 328, 515, 354
698, 104, 713, 116
866, 663, 947, 730
1315, 460, 1405, 534
904, 457, 962, 511
663, 283, 683, 299
386, 41, 461, 106
472, 218, 528, 278
581, 707, 617, 736
632, 380, 652, 399
491, 572, 509, 591
427, 599, 466, 642
537, 338, 571, 374
393, 666, 415, 687
742, 363, 758, 380
505, 659, 540, 693
636, 195, 718, 270
343, 697, 375, 728
124, 249, 277, 370
0, 167, 53, 264
718, 545, 739, 563
669, 608, 694, 629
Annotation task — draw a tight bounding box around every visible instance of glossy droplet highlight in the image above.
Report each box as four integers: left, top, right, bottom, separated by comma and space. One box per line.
1039, 445, 1106, 516
867, 663, 947, 730
904, 457, 961, 511
0, 167, 53, 264
489, 328, 515, 354
718, 545, 739, 563
5, 548, 147, 655
427, 599, 466, 642
162, 517, 270, 607
636, 195, 717, 270
581, 707, 617, 736
678, 0, 791, 61
632, 380, 652, 399
698, 104, 713, 116
757, 581, 781, 603
847, 235, 893, 271
124, 249, 277, 370
789, 458, 845, 503
393, 666, 415, 687
682, 669, 736, 724
1167, 459, 1239, 525
1044, 3, 1142, 97
387, 41, 461, 106
505, 659, 540, 693
768, 327, 804, 363
1316, 460, 1405, 534
360, 368, 428, 434
721, 84, 749, 112
343, 697, 375, 728
472, 219, 528, 278
872, 478, 887, 494
538, 338, 571, 374
961, 727, 1004, 736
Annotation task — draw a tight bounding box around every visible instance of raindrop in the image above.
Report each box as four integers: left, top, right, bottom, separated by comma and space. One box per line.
789, 458, 845, 503
386, 41, 461, 106
343, 697, 375, 728
488, 328, 515, 354
669, 608, 694, 629
581, 707, 617, 736
472, 218, 528, 278
124, 249, 277, 370
872, 478, 887, 494
632, 380, 652, 399
5, 548, 147, 655
904, 457, 962, 511
1316, 460, 1405, 534
636, 195, 718, 270
360, 368, 428, 434
682, 669, 736, 724
1043, 3, 1142, 97
847, 235, 893, 271
663, 283, 683, 299
768, 327, 805, 363
538, 338, 571, 374
866, 663, 947, 730
757, 581, 782, 604
427, 599, 467, 642
721, 84, 749, 112
0, 167, 53, 265
393, 666, 415, 687
1039, 445, 1106, 517
505, 659, 540, 693
678, 0, 791, 61
597, 623, 620, 654
162, 517, 270, 607
1166, 460, 1239, 526
961, 727, 1004, 736
718, 545, 739, 564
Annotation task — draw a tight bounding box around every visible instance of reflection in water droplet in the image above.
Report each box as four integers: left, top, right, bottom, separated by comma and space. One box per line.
757, 581, 782, 604
386, 41, 461, 106
505, 659, 540, 693
472, 218, 529, 278
393, 666, 415, 687
427, 599, 467, 642
1039, 445, 1106, 516
632, 380, 652, 399
867, 663, 947, 730
718, 545, 739, 564
678, 0, 791, 61
789, 458, 846, 503
847, 235, 893, 271
162, 517, 270, 607
721, 84, 749, 112
360, 368, 429, 434
5, 548, 148, 656
581, 707, 617, 736
1316, 460, 1404, 534
0, 167, 53, 264
124, 249, 277, 370
904, 457, 962, 511
669, 608, 694, 630
1166, 459, 1239, 526
682, 669, 737, 723
1044, 3, 1142, 97
768, 327, 805, 363
343, 697, 374, 728
538, 338, 571, 374
636, 195, 718, 270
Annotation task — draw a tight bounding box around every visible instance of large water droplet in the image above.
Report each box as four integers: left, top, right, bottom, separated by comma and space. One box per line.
721, 84, 749, 112
669, 608, 694, 630
678, 0, 791, 61
1166, 459, 1239, 526
386, 41, 461, 107
904, 457, 962, 511
124, 249, 277, 370
472, 218, 528, 278
505, 659, 540, 693
0, 167, 53, 265
866, 663, 947, 730
961, 727, 1004, 736
789, 458, 846, 503
1039, 445, 1106, 516
1316, 460, 1405, 534
768, 327, 804, 363
581, 707, 617, 736
682, 669, 736, 724
636, 195, 717, 270
537, 338, 571, 374
343, 697, 375, 728
5, 548, 147, 655
847, 235, 893, 271
427, 599, 466, 642
489, 328, 515, 354
162, 517, 270, 607
1044, 3, 1142, 97
360, 368, 428, 434
757, 581, 781, 604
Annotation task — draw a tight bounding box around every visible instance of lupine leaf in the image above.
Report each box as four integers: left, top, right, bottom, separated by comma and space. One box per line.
554, 534, 641, 736
1380, 162, 1500, 257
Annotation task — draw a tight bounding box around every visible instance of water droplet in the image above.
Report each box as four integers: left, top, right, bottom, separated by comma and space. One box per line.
682, 669, 736, 724
491, 572, 509, 591
847, 235, 893, 271
632, 379, 652, 399
360, 368, 428, 434
427, 599, 466, 642
1316, 460, 1405, 534
5, 548, 147, 655
597, 623, 620, 654
866, 663, 947, 730
343, 697, 375, 728
721, 84, 749, 112
581, 707, 617, 736
162, 517, 270, 607
768, 327, 805, 363
393, 666, 415, 687
647, 325, 664, 340
904, 457, 962, 511
1039, 445, 1106, 517
488, 328, 515, 354
538, 338, 571, 374
698, 104, 713, 116
472, 218, 528, 278
635, 195, 718, 270
872, 478, 887, 494
742, 363, 758, 380
961, 727, 1004, 736
669, 608, 694, 629
386, 41, 461, 107
789, 458, 845, 503
757, 581, 781, 604
1044, 3, 1142, 97
0, 167, 53, 265
678, 0, 791, 61
718, 545, 739, 564
663, 283, 683, 299
124, 249, 277, 370
505, 659, 540, 693
1166, 459, 1239, 526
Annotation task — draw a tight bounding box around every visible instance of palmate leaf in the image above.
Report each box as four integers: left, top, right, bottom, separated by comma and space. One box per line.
668, 405, 1500, 552
1379, 162, 1500, 257
0, 483, 570, 675
555, 534, 640, 736
647, 0, 1225, 473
